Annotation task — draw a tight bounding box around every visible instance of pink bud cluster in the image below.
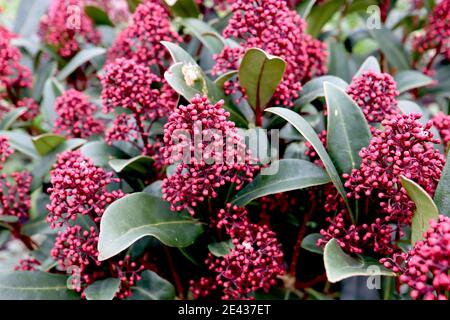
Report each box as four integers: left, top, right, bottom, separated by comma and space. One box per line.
189, 276, 218, 299
413, 0, 450, 73
344, 113, 445, 225
54, 89, 104, 138
47, 150, 124, 228
432, 112, 450, 149
15, 98, 39, 122
213, 0, 327, 107
85, 0, 130, 24
0, 26, 32, 90
206, 204, 285, 300
100, 58, 177, 158
39, 0, 100, 58
161, 95, 259, 214
0, 171, 32, 222
346, 71, 400, 123
15, 257, 41, 271
381, 215, 450, 300
107, 1, 181, 66
0, 136, 13, 170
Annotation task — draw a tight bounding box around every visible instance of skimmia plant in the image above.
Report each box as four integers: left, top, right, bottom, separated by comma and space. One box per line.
0, 0, 449, 301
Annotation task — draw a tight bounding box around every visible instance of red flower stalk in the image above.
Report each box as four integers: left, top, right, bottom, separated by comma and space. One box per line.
432, 112, 450, 150
39, 0, 100, 58
213, 0, 327, 107
54, 89, 104, 138
161, 95, 258, 214
381, 215, 450, 300
47, 150, 124, 228
344, 113, 445, 225
346, 70, 400, 123
107, 0, 181, 66
206, 204, 285, 300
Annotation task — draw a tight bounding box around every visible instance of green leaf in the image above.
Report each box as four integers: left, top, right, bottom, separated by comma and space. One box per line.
301, 233, 324, 255
325, 82, 371, 175
265, 107, 349, 210
239, 48, 286, 111
0, 131, 39, 159
32, 134, 66, 156
401, 176, 440, 245
14, 0, 50, 36
208, 240, 234, 257
369, 27, 410, 71
98, 193, 204, 261
181, 18, 224, 55
295, 76, 348, 107
84, 5, 114, 27
127, 0, 142, 13
80, 141, 125, 168
0, 272, 79, 300
143, 180, 163, 198
165, 62, 208, 101
327, 39, 353, 82
84, 278, 121, 300
0, 215, 19, 223
434, 152, 450, 216
161, 41, 197, 65
56, 47, 106, 80
0, 107, 27, 130
297, 0, 316, 19
232, 159, 331, 206
129, 270, 176, 300
165, 0, 200, 18
324, 239, 395, 283
394, 70, 434, 94
354, 56, 381, 78
306, 0, 344, 37
41, 78, 64, 129
109, 156, 154, 174
215, 71, 238, 89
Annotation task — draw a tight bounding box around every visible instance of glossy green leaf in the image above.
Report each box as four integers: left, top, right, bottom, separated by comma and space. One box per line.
232, 159, 330, 206
208, 240, 234, 257
394, 70, 433, 93
129, 270, 176, 300
327, 39, 353, 82
297, 0, 316, 18
143, 180, 163, 198
370, 27, 410, 70
0, 215, 19, 223
354, 56, 381, 78
214, 71, 238, 89
301, 233, 324, 255
401, 176, 440, 245
265, 107, 349, 209
127, 0, 142, 13
181, 18, 224, 55
98, 193, 203, 261
84, 5, 114, 27
295, 76, 348, 107
80, 141, 125, 168
434, 152, 450, 216
56, 47, 106, 80
165, 62, 208, 101
165, 0, 200, 18
0, 107, 27, 130
84, 278, 121, 300
324, 239, 394, 283
0, 131, 39, 159
41, 77, 64, 129
0, 272, 79, 300
14, 0, 50, 36
32, 134, 66, 156
306, 0, 344, 37
109, 156, 154, 174
325, 82, 371, 175
162, 41, 197, 65
239, 48, 286, 111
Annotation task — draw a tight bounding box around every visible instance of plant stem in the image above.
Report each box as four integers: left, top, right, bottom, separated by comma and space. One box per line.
164, 246, 184, 299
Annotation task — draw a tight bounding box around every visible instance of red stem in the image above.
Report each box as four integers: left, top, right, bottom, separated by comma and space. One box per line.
164, 246, 184, 299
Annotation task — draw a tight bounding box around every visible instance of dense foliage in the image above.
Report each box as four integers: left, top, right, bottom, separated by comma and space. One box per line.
0, 0, 449, 300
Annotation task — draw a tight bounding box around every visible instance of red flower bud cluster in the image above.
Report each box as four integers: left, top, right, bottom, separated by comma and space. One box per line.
432, 112, 450, 150
206, 204, 285, 299
381, 215, 450, 300
39, 0, 100, 58
100, 58, 177, 158
213, 0, 327, 107
15, 257, 41, 271
346, 71, 400, 123
0, 136, 13, 170
47, 150, 124, 228
54, 89, 104, 138
161, 95, 259, 214
344, 113, 445, 225
0, 171, 32, 222
107, 0, 181, 66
